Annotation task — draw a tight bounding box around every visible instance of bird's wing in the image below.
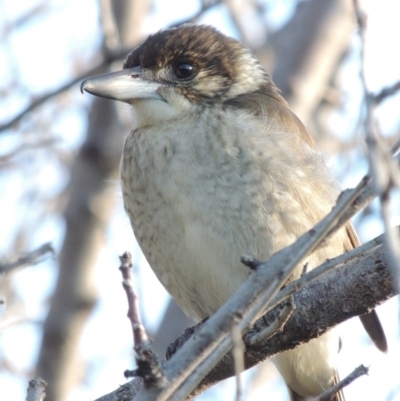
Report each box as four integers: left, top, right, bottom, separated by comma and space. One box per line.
225, 91, 387, 353
224, 91, 317, 149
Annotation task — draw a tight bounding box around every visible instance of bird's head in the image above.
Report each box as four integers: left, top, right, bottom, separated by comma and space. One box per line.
81, 24, 280, 127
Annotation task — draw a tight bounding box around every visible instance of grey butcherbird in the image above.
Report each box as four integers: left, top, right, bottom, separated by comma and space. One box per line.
81, 24, 387, 400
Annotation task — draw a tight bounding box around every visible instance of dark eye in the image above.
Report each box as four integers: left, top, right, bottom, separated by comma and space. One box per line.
175, 62, 194, 79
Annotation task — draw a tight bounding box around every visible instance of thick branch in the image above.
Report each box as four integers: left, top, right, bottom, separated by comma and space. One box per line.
191, 231, 395, 397
92, 230, 397, 401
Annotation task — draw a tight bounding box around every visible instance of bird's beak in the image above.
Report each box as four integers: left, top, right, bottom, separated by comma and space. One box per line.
80, 66, 163, 102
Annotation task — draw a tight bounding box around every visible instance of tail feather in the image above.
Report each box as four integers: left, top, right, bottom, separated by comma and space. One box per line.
359, 310, 388, 353
345, 223, 388, 354
332, 369, 346, 401
288, 369, 345, 401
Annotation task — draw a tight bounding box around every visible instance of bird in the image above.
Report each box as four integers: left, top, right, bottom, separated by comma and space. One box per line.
81, 24, 387, 400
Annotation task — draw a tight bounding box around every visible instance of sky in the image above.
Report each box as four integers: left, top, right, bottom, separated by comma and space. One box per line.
0, 0, 400, 400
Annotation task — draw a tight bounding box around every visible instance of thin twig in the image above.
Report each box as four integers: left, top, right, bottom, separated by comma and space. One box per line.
25, 377, 47, 401
231, 315, 245, 401
0, 243, 54, 274
118, 252, 165, 387
308, 365, 369, 401
0, 59, 120, 133
119, 252, 149, 347
372, 81, 400, 105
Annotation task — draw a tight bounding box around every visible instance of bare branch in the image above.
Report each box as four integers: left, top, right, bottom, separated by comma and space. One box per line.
309, 365, 369, 401
0, 57, 124, 133
372, 81, 400, 105
0, 243, 54, 274
119, 252, 149, 347
118, 252, 165, 387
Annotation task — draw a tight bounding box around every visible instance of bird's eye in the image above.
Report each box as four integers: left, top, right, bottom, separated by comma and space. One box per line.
175, 62, 194, 79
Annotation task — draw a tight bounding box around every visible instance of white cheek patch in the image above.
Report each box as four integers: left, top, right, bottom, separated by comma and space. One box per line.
130, 99, 182, 128
227, 51, 267, 98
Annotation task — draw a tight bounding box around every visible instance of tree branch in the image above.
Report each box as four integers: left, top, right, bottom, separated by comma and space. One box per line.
192, 231, 395, 397
372, 81, 400, 105
0, 56, 125, 133
92, 229, 397, 401
0, 243, 54, 274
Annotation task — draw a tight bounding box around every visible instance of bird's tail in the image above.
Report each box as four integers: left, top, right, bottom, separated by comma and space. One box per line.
288, 369, 345, 401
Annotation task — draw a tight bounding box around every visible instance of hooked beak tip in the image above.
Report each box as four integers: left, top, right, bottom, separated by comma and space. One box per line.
80, 80, 87, 95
